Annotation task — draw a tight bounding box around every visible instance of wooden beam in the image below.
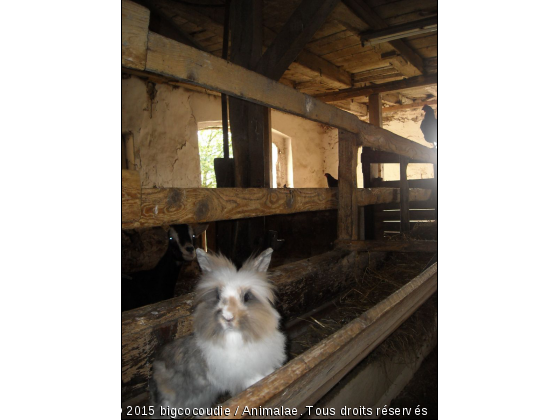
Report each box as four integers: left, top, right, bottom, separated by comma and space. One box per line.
137, 31, 435, 162
121, 170, 141, 223
120, 186, 434, 229
122, 248, 387, 403
400, 156, 410, 233
382, 99, 437, 113
293, 50, 352, 88
122, 0, 150, 70
337, 239, 437, 253
256, 0, 341, 81
314, 74, 438, 102
212, 263, 437, 418
339, 0, 424, 76
361, 148, 432, 164
356, 187, 432, 207
338, 130, 359, 240
371, 179, 436, 189
361, 16, 438, 46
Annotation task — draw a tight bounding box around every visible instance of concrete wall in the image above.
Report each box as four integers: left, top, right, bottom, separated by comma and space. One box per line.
122, 75, 339, 188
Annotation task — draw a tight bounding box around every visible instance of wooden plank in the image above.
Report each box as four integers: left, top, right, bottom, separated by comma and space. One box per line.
379, 209, 435, 221
314, 74, 438, 102
361, 16, 438, 46
371, 179, 436, 189
362, 148, 431, 164
400, 156, 410, 233
356, 187, 432, 207
256, 0, 341, 81
212, 263, 437, 418
338, 130, 359, 240
337, 239, 437, 253
122, 0, 150, 70
140, 31, 435, 162
122, 248, 387, 403
122, 188, 337, 229
122, 170, 141, 223
293, 50, 352, 88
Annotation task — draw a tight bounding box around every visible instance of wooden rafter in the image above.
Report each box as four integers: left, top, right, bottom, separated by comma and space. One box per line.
314, 74, 437, 102
256, 0, 341, 81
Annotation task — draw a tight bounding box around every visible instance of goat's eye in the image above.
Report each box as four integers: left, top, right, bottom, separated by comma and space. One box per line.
169, 237, 173, 241
243, 291, 253, 303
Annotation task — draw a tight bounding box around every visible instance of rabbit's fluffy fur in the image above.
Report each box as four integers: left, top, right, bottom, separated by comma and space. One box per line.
150, 248, 286, 413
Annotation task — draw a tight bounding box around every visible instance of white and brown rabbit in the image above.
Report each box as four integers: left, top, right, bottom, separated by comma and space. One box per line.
150, 248, 286, 416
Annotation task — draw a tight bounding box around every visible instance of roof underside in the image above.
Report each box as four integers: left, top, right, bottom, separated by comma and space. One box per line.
135, 0, 437, 119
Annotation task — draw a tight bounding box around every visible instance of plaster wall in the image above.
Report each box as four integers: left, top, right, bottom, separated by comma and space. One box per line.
121, 75, 337, 188
382, 106, 437, 181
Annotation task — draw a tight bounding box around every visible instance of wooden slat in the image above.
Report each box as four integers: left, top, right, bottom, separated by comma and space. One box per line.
121, 170, 141, 223
122, 248, 386, 403
356, 187, 432, 207
314, 74, 438, 102
212, 263, 437, 418
400, 156, 411, 233
121, 0, 150, 70
337, 239, 437, 253
361, 148, 432, 164
338, 130, 359, 240
133, 29, 435, 162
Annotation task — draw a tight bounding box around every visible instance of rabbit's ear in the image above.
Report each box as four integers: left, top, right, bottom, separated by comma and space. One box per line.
196, 248, 213, 273
252, 248, 273, 272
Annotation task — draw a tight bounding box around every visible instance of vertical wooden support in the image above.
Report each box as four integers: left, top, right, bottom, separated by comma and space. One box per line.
433, 160, 438, 221
366, 93, 384, 240
399, 156, 410, 233
338, 130, 359, 241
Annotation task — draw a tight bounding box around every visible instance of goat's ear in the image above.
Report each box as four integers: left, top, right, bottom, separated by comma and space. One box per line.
252, 248, 273, 272
196, 248, 213, 273
192, 223, 209, 237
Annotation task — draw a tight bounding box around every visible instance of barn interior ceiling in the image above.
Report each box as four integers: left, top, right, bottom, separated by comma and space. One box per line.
133, 0, 437, 119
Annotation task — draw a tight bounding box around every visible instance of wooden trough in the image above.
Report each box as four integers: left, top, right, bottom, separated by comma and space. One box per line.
121, 1, 438, 416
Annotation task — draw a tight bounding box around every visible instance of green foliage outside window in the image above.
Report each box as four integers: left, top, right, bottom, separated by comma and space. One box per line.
198, 129, 233, 188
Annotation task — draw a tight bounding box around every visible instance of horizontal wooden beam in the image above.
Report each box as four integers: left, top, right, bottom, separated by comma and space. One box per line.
212, 263, 437, 418
361, 148, 434, 164
356, 187, 432, 207
120, 9, 435, 162
378, 209, 435, 221
122, 248, 387, 403
361, 17, 438, 46
121, 186, 435, 229
371, 179, 436, 189
383, 99, 437, 113
337, 240, 437, 253
314, 74, 438, 102
122, 170, 141, 223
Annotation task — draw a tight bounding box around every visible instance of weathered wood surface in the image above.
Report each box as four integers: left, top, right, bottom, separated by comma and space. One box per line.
255, 0, 341, 81
125, 28, 435, 162
356, 187, 432, 207
211, 263, 437, 418
121, 188, 337, 229
122, 170, 141, 223
378, 209, 435, 221
371, 179, 436, 189
400, 156, 411, 233
338, 130, 359, 240
121, 187, 434, 229
122, 0, 150, 70
122, 248, 386, 403
362, 148, 432, 164
383, 99, 438, 113
314, 74, 438, 103
337, 240, 437, 253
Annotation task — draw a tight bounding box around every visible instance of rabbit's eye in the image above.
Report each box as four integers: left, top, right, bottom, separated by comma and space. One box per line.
215, 288, 221, 301
243, 291, 254, 303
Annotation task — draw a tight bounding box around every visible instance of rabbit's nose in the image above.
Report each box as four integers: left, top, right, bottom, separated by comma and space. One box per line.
222, 310, 234, 321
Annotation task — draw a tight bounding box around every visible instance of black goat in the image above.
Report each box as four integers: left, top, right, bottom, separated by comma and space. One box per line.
122, 224, 208, 311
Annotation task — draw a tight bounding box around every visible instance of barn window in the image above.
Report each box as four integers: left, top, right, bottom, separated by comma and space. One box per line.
198, 127, 233, 188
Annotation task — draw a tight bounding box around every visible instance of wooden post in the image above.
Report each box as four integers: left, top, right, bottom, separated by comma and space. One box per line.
400, 156, 410, 233
338, 130, 359, 241
367, 93, 384, 240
